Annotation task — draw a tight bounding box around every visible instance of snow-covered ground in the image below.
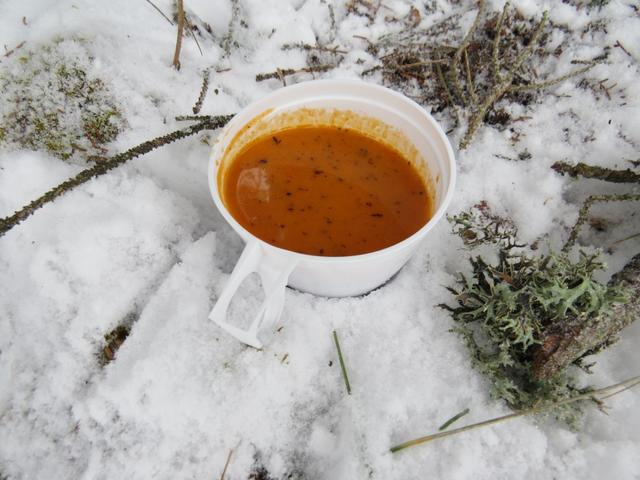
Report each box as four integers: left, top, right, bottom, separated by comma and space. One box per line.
1, 0, 639, 478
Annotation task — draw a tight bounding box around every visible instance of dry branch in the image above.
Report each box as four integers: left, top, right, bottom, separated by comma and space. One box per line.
172, 0, 185, 70
563, 193, 640, 253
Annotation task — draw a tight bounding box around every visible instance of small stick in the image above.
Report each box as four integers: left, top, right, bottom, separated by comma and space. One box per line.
333, 330, 352, 395
185, 13, 203, 56
192, 68, 211, 114
614, 40, 633, 59
255, 64, 335, 82
552, 161, 640, 183
172, 0, 185, 70
219, 448, 234, 480
390, 375, 640, 453
435, 60, 461, 127
492, 1, 509, 82
2, 40, 25, 58
608, 232, 640, 251
563, 193, 640, 253
463, 49, 478, 108
438, 408, 470, 431
144, 0, 174, 25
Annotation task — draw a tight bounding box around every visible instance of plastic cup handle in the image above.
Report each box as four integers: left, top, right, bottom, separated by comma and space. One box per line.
209, 240, 297, 348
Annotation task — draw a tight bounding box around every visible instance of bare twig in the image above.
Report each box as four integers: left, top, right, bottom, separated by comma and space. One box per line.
255, 64, 335, 82
0, 116, 233, 238
192, 69, 211, 114
463, 49, 478, 108
390, 375, 640, 453
172, 0, 185, 70
220, 448, 234, 480
333, 330, 352, 395
492, 1, 509, 82
563, 193, 640, 253
184, 13, 203, 56
614, 40, 635, 62
144, 0, 174, 25
608, 232, 640, 251
2, 40, 26, 58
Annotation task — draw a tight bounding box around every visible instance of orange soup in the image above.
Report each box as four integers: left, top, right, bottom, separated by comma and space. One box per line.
221, 126, 432, 256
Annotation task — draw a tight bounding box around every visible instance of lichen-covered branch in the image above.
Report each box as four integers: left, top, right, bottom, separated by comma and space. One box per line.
510, 64, 596, 92
192, 68, 210, 114
0, 115, 233, 237
533, 253, 640, 379
255, 64, 336, 83
552, 161, 640, 183
460, 11, 549, 149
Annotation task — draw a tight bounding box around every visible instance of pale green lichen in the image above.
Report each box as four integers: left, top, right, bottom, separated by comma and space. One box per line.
443, 203, 630, 427
0, 38, 125, 163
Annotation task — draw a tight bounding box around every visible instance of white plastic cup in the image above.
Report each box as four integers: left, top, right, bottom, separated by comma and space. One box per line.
208, 79, 456, 348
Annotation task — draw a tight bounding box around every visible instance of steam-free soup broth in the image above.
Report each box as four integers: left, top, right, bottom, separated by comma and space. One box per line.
221, 126, 432, 256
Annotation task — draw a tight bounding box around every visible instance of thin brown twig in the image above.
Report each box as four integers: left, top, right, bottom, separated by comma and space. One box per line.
144, 0, 174, 25
449, 0, 486, 105
463, 49, 478, 108
390, 374, 640, 453
219, 448, 234, 480
172, 0, 185, 70
563, 193, 640, 253
608, 232, 640, 251
2, 40, 26, 58
184, 12, 203, 56
492, 1, 509, 82
435, 59, 461, 126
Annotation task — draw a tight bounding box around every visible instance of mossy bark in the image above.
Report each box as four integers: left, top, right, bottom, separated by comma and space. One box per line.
533, 253, 640, 379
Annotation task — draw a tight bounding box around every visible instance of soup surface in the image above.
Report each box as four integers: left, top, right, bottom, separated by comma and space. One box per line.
221, 125, 432, 256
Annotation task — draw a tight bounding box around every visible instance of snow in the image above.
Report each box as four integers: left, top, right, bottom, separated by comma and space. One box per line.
1, 0, 639, 479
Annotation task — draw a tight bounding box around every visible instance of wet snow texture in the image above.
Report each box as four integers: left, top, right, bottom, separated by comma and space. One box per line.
1, 0, 639, 479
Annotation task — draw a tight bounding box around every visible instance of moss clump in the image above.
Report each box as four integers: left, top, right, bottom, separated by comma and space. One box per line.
0, 38, 125, 163
443, 203, 629, 426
